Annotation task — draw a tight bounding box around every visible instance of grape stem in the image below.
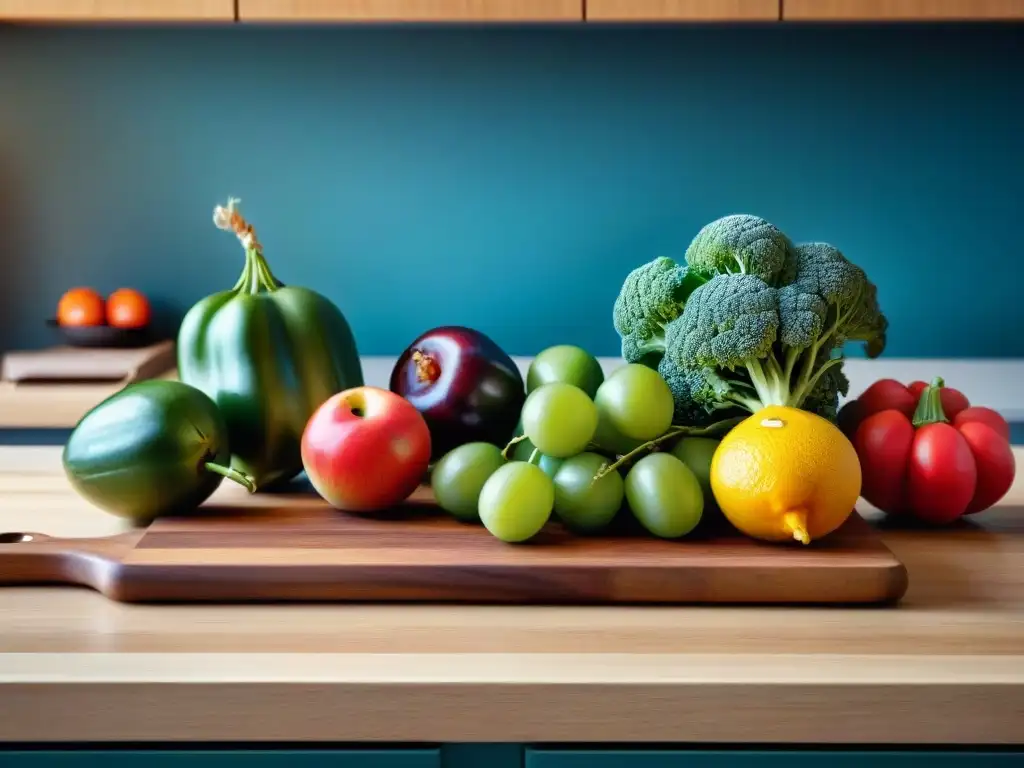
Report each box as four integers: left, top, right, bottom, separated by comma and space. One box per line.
501, 434, 528, 460
593, 417, 744, 481
528, 448, 540, 465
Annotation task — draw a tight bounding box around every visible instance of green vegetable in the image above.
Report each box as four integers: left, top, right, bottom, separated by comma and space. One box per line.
62, 380, 255, 524
611, 213, 887, 426
177, 198, 364, 490
612, 256, 707, 367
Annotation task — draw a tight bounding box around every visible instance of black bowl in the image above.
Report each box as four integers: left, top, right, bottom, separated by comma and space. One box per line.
46, 318, 153, 348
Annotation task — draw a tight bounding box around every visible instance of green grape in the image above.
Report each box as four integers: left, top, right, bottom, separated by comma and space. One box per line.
595, 363, 674, 442
670, 436, 721, 510
431, 442, 507, 522
521, 382, 598, 459
478, 461, 554, 543
625, 453, 703, 539
510, 431, 565, 479
552, 452, 624, 533
527, 345, 605, 398
592, 416, 647, 457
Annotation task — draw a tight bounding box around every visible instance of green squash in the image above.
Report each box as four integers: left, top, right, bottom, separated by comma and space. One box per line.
177, 199, 364, 490
62, 379, 254, 524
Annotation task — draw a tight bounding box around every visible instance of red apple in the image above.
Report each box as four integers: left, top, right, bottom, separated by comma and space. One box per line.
301, 386, 432, 512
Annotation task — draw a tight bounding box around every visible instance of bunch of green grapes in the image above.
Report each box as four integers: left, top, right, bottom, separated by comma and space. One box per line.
430, 345, 722, 544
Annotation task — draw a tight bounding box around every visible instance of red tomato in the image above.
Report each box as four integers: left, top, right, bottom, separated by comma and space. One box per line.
907, 380, 929, 399
106, 288, 152, 329
954, 406, 1011, 443
958, 421, 1016, 515
905, 423, 977, 524
301, 386, 431, 512
854, 409, 915, 515
938, 386, 971, 421
57, 287, 105, 327
857, 378, 917, 420
851, 380, 1015, 524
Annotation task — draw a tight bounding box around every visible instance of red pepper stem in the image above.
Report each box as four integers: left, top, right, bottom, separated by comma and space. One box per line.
911, 376, 949, 427
204, 462, 257, 493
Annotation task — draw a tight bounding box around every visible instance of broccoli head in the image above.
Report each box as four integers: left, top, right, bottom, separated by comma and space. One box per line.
609, 213, 889, 429
612, 256, 706, 366
684, 214, 792, 284
667, 273, 779, 372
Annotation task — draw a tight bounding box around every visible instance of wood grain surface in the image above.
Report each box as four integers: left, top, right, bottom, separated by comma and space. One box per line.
587, 0, 780, 21
0, 0, 233, 19
0, 446, 1020, 744
237, 0, 582, 21
0, 482, 907, 605
781, 0, 1024, 20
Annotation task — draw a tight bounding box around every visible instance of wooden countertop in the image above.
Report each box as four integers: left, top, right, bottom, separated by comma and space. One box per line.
0, 446, 1021, 745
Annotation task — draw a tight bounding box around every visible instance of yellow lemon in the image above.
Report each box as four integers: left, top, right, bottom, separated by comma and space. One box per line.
710, 405, 862, 545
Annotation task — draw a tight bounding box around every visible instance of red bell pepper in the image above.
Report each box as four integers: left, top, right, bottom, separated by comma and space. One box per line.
851, 377, 1015, 524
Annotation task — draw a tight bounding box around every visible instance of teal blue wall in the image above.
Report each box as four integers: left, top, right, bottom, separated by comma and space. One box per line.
1, 22, 1022, 358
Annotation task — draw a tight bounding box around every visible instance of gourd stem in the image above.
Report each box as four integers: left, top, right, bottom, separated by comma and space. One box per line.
912, 376, 948, 427
204, 462, 257, 493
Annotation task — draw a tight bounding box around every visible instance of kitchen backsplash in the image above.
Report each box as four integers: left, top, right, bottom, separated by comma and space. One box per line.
0, 22, 1021, 358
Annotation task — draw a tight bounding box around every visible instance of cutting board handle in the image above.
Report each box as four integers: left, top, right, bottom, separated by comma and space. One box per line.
0, 531, 139, 592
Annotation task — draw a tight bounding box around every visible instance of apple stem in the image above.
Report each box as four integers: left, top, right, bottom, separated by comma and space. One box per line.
501, 434, 528, 460
411, 350, 441, 384
528, 448, 540, 465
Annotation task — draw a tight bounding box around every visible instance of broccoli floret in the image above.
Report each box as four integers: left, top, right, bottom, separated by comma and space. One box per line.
612, 256, 707, 365
777, 242, 888, 406
664, 273, 788, 410
684, 214, 792, 284
656, 355, 750, 427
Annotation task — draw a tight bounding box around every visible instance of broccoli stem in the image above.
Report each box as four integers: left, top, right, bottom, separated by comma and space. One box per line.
633, 335, 667, 359
789, 355, 844, 408
744, 357, 790, 408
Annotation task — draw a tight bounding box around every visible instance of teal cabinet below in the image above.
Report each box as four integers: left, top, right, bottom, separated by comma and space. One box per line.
0, 751, 441, 768
526, 749, 1022, 768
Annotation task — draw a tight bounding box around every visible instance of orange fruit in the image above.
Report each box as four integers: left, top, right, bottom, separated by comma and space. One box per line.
106, 288, 151, 329
57, 287, 105, 327
710, 406, 862, 545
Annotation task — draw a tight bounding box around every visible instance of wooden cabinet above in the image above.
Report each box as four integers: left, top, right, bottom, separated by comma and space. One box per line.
0, 0, 233, 20
236, 0, 583, 21
782, 0, 1024, 20
587, 0, 779, 21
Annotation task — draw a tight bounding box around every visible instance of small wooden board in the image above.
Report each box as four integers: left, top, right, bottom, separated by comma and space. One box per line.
1, 340, 176, 385
0, 485, 909, 605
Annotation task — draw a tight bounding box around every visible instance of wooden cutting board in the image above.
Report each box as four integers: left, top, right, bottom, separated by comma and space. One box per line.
0, 484, 909, 605
1, 340, 176, 384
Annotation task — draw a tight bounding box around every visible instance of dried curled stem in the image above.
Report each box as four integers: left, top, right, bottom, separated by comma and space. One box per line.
213, 197, 263, 256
